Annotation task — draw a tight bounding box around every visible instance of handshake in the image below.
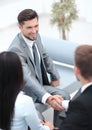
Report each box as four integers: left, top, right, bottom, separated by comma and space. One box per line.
46, 95, 69, 111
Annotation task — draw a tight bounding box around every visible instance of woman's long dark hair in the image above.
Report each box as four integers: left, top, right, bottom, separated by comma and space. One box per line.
0, 51, 23, 130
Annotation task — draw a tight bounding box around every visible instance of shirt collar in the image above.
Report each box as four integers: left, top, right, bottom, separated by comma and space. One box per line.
81, 82, 92, 93
21, 33, 34, 48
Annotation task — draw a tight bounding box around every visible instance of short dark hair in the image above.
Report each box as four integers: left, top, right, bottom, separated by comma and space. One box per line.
75, 45, 92, 79
0, 51, 23, 130
17, 9, 38, 25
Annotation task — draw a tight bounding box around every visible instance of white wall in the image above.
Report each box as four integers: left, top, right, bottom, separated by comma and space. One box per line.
75, 0, 92, 22
41, 0, 92, 22
0, 0, 92, 29
86, 0, 92, 22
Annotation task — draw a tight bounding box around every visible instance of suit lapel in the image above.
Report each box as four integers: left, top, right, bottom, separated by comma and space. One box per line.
18, 33, 34, 64
18, 33, 40, 79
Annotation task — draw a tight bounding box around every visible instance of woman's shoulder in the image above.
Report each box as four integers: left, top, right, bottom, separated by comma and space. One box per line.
15, 91, 33, 105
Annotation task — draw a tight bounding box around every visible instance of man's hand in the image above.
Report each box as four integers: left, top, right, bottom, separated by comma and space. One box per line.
46, 95, 64, 111
50, 80, 60, 87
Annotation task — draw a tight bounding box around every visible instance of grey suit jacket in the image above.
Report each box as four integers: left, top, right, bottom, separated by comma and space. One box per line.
8, 33, 60, 102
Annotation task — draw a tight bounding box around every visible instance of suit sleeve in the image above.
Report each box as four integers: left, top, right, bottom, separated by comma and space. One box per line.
60, 100, 89, 130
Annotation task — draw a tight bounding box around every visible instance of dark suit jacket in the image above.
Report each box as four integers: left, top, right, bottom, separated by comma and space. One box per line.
60, 85, 92, 130
8, 33, 60, 102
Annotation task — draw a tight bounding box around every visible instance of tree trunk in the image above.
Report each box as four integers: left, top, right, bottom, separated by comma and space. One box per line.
58, 27, 66, 40
62, 28, 66, 40
59, 15, 67, 40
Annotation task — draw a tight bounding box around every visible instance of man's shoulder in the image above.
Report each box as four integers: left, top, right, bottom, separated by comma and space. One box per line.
36, 33, 41, 41
12, 33, 21, 43
8, 33, 23, 52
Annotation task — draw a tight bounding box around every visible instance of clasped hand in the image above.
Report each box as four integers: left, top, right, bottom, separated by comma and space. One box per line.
46, 95, 64, 111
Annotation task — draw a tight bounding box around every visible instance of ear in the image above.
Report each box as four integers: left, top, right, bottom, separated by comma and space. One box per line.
74, 66, 80, 75
18, 24, 22, 29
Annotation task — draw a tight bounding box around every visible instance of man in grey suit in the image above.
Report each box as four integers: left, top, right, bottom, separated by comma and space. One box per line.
8, 9, 70, 128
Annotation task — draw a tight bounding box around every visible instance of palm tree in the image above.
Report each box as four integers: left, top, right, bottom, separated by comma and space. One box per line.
50, 0, 78, 40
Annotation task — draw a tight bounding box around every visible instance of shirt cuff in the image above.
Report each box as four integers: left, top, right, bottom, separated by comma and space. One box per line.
62, 100, 69, 111
42, 93, 51, 104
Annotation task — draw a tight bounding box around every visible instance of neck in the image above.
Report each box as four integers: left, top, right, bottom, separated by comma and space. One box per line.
80, 77, 92, 86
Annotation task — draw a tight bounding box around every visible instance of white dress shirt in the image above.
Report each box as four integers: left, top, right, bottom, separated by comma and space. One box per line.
62, 82, 92, 111
10, 91, 50, 130
21, 33, 51, 104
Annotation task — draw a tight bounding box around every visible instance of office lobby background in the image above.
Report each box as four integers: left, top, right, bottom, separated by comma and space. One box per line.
0, 0, 92, 122
0, 0, 92, 52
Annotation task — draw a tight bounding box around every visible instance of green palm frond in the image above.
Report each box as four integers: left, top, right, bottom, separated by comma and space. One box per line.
50, 0, 78, 39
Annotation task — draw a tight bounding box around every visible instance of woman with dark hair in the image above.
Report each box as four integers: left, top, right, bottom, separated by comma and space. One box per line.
0, 52, 54, 130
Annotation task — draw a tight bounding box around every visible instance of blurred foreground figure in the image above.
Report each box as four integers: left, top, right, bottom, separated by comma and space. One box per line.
59, 45, 92, 130
0, 51, 54, 130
